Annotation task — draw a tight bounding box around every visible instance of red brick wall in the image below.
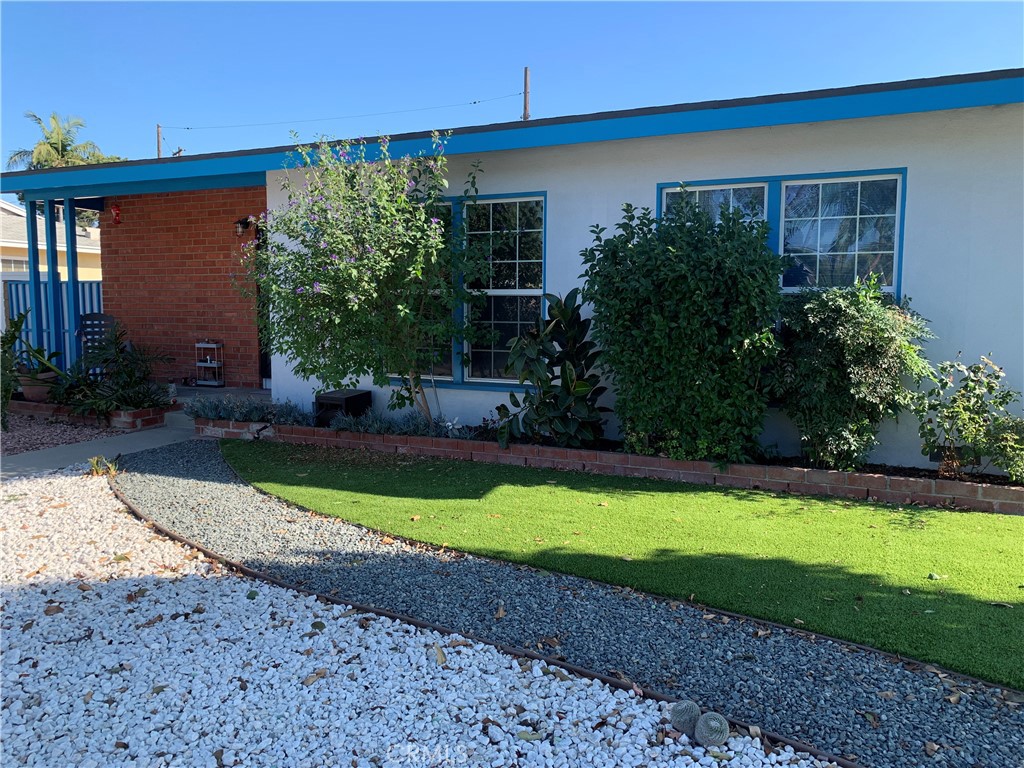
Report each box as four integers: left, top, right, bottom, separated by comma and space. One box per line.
100, 187, 266, 388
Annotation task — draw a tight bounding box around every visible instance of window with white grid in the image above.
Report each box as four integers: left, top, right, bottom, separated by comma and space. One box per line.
464, 197, 544, 381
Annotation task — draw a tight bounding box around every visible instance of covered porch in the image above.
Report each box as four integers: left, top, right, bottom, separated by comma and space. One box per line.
2, 156, 272, 387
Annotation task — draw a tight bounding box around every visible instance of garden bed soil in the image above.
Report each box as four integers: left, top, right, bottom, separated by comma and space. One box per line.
193, 419, 1024, 515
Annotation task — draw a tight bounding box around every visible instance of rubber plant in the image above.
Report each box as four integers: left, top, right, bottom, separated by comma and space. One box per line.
495, 288, 607, 448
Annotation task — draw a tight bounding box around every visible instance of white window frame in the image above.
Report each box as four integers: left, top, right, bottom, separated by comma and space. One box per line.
463, 195, 545, 383
780, 173, 901, 294
661, 182, 768, 223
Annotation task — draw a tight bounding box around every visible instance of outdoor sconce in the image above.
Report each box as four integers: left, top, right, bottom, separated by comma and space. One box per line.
109, 204, 121, 226
234, 217, 253, 237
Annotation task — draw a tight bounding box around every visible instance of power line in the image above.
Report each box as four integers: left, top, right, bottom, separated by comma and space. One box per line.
163, 92, 523, 132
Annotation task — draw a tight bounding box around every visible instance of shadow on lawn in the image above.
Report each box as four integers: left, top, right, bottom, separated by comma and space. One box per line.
222, 439, 830, 504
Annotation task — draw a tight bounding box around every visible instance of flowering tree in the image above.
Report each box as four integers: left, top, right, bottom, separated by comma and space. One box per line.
241, 134, 488, 420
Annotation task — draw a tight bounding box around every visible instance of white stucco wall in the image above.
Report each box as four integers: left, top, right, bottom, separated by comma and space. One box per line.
268, 103, 1024, 466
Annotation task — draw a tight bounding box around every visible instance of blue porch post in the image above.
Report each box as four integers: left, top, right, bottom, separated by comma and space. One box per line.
24, 200, 45, 348
63, 198, 82, 366
43, 200, 65, 363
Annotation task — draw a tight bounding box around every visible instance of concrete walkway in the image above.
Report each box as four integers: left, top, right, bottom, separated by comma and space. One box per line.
1, 411, 197, 480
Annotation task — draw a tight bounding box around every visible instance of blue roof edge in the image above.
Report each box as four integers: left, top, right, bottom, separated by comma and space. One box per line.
3, 70, 1021, 199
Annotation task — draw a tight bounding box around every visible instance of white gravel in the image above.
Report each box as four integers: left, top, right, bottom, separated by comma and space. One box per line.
1, 469, 837, 768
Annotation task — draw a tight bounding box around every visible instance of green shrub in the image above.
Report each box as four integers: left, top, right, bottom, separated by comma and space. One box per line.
985, 416, 1024, 484
581, 200, 784, 462
240, 135, 489, 423
495, 288, 607, 448
53, 325, 171, 419
329, 409, 475, 439
767, 278, 932, 470
1, 311, 29, 431
184, 395, 314, 426
913, 356, 1023, 480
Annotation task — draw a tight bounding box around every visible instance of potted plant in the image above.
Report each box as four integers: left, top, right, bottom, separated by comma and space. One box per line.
15, 343, 64, 403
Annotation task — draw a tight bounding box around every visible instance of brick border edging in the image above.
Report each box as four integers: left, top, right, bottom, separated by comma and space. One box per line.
192, 419, 1024, 515
10, 400, 167, 431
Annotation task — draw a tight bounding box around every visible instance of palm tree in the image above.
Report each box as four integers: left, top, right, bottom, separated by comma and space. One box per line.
5, 111, 103, 171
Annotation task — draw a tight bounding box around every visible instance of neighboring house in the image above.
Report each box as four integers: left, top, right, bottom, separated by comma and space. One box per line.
0, 199, 102, 280
1, 68, 1021, 466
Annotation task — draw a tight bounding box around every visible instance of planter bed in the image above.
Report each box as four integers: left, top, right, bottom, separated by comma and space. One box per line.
193, 418, 1024, 515
11, 400, 167, 432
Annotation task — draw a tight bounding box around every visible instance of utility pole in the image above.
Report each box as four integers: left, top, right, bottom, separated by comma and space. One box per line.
522, 67, 531, 121
157, 124, 162, 158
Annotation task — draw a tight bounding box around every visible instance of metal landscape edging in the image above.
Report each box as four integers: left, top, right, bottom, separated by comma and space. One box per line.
108, 477, 863, 768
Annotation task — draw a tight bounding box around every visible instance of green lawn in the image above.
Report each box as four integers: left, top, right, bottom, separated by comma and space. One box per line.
222, 440, 1024, 689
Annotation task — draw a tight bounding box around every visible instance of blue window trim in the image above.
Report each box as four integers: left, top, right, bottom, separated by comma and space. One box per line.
656, 168, 908, 298
387, 190, 547, 392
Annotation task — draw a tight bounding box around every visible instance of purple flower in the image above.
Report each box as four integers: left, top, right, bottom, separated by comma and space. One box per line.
430, 217, 440, 225
295, 287, 305, 294
330, 254, 340, 261
345, 256, 357, 264
313, 282, 322, 293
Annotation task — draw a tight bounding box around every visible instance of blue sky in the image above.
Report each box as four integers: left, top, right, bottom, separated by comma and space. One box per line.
2, 1, 1022, 165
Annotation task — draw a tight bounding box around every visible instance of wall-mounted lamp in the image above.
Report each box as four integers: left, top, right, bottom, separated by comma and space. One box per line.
109, 204, 121, 226
234, 217, 253, 237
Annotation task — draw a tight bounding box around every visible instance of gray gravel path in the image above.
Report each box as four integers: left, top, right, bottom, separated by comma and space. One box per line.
114, 441, 1024, 768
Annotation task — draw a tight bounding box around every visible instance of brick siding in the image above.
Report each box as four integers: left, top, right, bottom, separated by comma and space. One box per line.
100, 187, 266, 388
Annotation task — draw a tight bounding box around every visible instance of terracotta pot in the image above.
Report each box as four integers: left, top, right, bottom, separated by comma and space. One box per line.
17, 371, 58, 403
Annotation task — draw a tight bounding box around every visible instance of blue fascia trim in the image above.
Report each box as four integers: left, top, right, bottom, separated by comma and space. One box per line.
20, 172, 266, 202
4, 76, 1018, 199
656, 168, 908, 299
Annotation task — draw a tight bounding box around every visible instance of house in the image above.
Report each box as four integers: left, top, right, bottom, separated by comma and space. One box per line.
1, 68, 1021, 465
0, 199, 102, 280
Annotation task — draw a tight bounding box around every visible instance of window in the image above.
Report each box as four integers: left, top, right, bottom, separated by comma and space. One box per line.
1, 258, 28, 273
782, 177, 899, 289
419, 202, 454, 379
464, 197, 544, 380
663, 184, 766, 222
658, 172, 903, 293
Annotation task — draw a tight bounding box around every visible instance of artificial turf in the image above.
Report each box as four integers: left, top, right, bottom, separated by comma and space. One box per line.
222, 440, 1024, 689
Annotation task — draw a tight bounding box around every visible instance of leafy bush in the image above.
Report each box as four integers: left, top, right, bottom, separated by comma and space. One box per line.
240, 134, 489, 422
985, 416, 1024, 484
54, 326, 172, 419
495, 288, 607, 448
912, 356, 1024, 480
184, 395, 314, 426
1, 311, 29, 431
767, 278, 932, 470
581, 200, 784, 462
330, 409, 475, 439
